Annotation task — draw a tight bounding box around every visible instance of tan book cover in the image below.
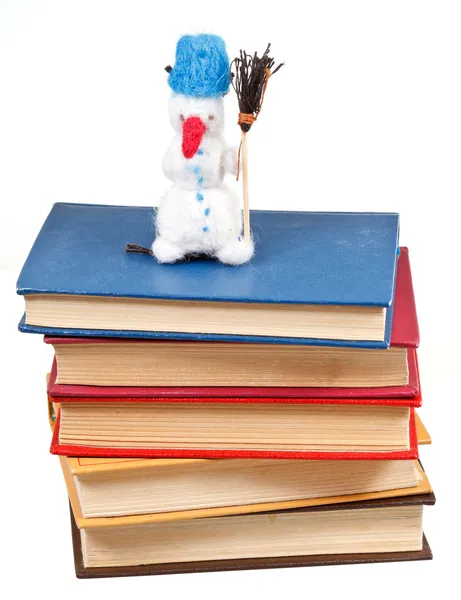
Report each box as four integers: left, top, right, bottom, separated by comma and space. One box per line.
60, 455, 432, 530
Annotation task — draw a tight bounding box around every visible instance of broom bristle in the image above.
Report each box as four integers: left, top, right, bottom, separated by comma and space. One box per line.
231, 43, 283, 132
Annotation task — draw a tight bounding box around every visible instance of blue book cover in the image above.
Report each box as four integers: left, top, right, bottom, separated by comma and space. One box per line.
17, 203, 399, 348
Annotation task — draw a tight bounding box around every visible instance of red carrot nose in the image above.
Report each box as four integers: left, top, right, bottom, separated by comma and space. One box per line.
182, 116, 206, 159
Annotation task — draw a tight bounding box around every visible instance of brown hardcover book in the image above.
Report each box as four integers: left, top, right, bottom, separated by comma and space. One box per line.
70, 493, 434, 578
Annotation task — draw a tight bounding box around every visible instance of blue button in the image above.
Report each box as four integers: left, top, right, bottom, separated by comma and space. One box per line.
197, 149, 204, 155
204, 207, 211, 216
196, 192, 204, 202
202, 226, 209, 232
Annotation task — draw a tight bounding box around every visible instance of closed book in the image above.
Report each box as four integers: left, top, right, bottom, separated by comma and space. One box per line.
47, 354, 421, 402
61, 454, 432, 526
69, 493, 435, 577
47, 348, 420, 399
17, 203, 400, 348
50, 402, 421, 459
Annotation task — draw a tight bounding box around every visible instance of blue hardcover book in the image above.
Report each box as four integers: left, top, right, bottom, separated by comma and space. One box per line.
17, 203, 399, 348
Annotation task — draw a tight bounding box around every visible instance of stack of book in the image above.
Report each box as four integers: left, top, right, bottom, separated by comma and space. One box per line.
17, 203, 434, 578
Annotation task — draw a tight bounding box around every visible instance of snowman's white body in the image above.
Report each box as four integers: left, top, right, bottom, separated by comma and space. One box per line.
152, 95, 254, 265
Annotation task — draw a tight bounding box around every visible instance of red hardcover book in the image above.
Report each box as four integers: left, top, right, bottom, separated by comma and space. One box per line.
47, 248, 420, 401
50, 405, 419, 460
47, 352, 421, 405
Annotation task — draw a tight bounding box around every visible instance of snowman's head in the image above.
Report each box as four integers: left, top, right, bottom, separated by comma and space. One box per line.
169, 93, 225, 159
169, 94, 225, 136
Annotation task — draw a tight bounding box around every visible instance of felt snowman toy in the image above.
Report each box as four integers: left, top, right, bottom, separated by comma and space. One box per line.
152, 34, 254, 265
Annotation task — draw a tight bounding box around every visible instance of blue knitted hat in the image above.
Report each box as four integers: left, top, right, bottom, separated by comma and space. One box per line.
167, 34, 230, 98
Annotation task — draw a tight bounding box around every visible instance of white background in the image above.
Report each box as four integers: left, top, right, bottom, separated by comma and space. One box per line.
0, 1, 460, 597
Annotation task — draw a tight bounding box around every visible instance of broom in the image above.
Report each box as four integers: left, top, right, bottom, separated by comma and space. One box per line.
231, 44, 283, 242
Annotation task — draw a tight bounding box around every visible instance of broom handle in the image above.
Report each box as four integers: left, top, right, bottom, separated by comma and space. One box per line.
241, 131, 250, 242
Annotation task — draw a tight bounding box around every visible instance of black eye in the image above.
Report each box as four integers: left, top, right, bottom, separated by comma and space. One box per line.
208, 114, 215, 121
179, 114, 185, 122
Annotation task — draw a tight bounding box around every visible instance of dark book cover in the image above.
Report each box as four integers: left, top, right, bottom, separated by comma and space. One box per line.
70, 493, 434, 578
